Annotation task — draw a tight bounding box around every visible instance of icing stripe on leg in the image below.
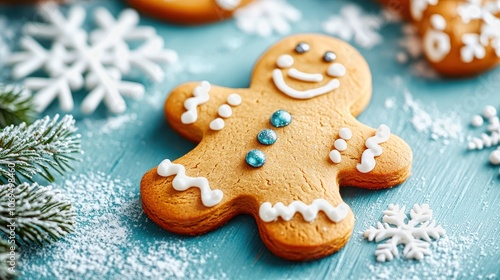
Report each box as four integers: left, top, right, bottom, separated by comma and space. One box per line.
259, 199, 350, 223
157, 159, 223, 207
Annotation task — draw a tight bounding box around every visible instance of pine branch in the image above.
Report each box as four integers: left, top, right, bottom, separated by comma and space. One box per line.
0, 182, 76, 245
0, 238, 15, 279
0, 85, 36, 129
0, 114, 82, 184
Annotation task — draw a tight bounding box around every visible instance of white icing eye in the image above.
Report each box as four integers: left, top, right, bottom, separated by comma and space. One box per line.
276, 54, 294, 68
327, 63, 346, 77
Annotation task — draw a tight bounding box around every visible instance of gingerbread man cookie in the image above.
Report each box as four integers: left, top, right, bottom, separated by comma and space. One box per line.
127, 0, 253, 25
381, 0, 500, 77
141, 34, 413, 261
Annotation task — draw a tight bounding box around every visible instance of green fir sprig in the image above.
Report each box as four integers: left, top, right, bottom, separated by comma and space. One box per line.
0, 238, 15, 279
0, 115, 82, 184
0, 183, 76, 245
0, 86, 36, 128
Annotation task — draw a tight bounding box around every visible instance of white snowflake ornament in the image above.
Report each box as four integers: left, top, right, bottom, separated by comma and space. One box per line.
233, 0, 301, 37
322, 4, 383, 49
6, 5, 178, 114
364, 204, 445, 262
457, 0, 500, 63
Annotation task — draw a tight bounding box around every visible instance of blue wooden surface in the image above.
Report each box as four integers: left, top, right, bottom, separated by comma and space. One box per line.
1, 0, 499, 279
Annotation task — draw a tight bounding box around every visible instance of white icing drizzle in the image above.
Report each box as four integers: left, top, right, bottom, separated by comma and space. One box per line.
288, 68, 323, 82
215, 0, 241, 11
461, 34, 486, 63
410, 0, 438, 21
423, 14, 451, 62
181, 81, 211, 124
276, 54, 294, 68
227, 93, 242, 106
431, 13, 446, 30
272, 69, 340, 99
218, 104, 232, 118
157, 159, 223, 207
457, 0, 500, 62
330, 127, 351, 164
334, 139, 347, 151
357, 124, 391, 173
209, 118, 225, 130
210, 94, 242, 131
259, 199, 350, 223
339, 127, 352, 140
457, 0, 484, 24
327, 63, 346, 77
329, 150, 341, 163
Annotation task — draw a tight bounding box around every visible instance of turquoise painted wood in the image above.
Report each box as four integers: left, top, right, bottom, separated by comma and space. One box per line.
1, 0, 499, 279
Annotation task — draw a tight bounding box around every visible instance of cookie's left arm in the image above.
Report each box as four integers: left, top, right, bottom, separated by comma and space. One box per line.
165, 81, 246, 142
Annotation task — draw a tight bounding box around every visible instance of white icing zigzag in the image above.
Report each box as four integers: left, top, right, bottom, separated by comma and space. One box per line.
259, 199, 350, 223
181, 81, 211, 124
357, 124, 391, 173
216, 0, 241, 10
157, 159, 223, 207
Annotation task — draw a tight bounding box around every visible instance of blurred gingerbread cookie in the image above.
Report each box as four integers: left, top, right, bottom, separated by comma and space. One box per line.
127, 0, 253, 25
382, 0, 500, 77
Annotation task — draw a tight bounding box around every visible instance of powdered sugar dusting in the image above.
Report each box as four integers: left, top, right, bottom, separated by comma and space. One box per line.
363, 233, 497, 280
83, 113, 140, 135
19, 172, 226, 279
403, 90, 463, 143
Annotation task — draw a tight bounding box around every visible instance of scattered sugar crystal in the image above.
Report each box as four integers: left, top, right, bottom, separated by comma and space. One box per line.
384, 97, 396, 109
483, 105, 497, 119
403, 90, 462, 142
471, 115, 484, 127
20, 172, 225, 279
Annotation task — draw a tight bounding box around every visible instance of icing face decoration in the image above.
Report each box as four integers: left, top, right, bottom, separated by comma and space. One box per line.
272, 42, 346, 99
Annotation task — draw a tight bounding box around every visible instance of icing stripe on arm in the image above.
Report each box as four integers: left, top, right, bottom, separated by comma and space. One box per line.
259, 199, 350, 223
181, 81, 211, 124
357, 124, 390, 173
157, 159, 223, 207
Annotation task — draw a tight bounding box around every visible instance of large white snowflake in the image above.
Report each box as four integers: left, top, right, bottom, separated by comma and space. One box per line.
322, 4, 383, 49
233, 0, 301, 37
6, 5, 177, 114
364, 204, 446, 262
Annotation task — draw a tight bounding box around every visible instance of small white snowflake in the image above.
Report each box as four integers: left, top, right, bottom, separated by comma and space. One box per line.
457, 0, 500, 63
322, 4, 383, 49
364, 204, 446, 262
233, 0, 301, 37
461, 33, 487, 63
6, 5, 177, 114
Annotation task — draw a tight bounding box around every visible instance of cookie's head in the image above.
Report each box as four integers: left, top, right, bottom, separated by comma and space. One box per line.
251, 34, 372, 116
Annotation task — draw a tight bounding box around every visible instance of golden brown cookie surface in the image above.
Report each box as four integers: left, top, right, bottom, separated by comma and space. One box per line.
127, 0, 253, 25
141, 34, 413, 261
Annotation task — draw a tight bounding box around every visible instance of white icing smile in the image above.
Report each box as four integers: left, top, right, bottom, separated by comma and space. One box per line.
273, 54, 346, 99
288, 68, 323, 82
